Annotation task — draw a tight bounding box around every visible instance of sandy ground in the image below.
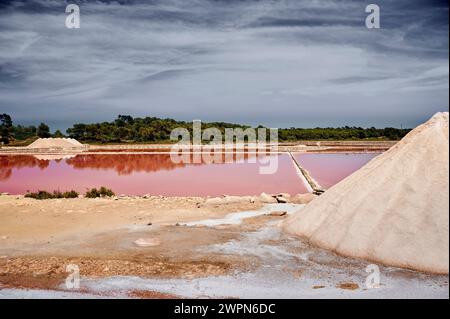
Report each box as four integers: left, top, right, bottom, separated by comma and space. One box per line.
0, 194, 448, 299
0, 195, 261, 278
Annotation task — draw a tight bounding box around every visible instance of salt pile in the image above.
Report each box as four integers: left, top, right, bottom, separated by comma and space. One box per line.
283, 112, 449, 274
27, 138, 84, 149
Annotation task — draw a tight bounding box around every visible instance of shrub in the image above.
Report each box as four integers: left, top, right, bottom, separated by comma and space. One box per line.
52, 190, 64, 198
85, 187, 115, 198
62, 190, 79, 198
85, 188, 100, 198
99, 186, 115, 197
24, 190, 79, 200
25, 190, 54, 200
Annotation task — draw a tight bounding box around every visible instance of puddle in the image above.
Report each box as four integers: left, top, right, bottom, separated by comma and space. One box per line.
81, 269, 448, 299
0, 288, 120, 299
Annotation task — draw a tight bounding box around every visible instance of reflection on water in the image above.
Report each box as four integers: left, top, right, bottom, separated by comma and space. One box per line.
34, 155, 77, 161
0, 155, 50, 180
0, 153, 307, 196
0, 153, 265, 179
66, 154, 189, 175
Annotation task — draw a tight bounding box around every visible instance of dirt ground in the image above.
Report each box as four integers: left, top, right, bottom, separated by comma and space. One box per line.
0, 194, 272, 294
0, 194, 447, 299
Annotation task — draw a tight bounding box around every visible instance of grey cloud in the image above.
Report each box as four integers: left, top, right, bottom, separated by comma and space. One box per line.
330, 75, 392, 84
0, 0, 448, 131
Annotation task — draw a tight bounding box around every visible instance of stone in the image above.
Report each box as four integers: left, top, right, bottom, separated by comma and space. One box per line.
268, 211, 287, 217
337, 282, 359, 290
312, 285, 325, 289
290, 193, 317, 204
259, 192, 277, 203
275, 196, 288, 203
276, 193, 291, 199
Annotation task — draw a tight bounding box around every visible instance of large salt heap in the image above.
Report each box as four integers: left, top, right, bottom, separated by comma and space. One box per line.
283, 112, 449, 274
27, 138, 84, 150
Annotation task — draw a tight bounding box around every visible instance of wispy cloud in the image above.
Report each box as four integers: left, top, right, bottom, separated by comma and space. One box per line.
0, 0, 448, 130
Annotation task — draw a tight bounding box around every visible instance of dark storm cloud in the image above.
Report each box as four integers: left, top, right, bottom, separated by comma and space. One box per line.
0, 0, 448, 130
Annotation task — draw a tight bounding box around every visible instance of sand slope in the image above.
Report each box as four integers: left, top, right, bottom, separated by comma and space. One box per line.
283, 112, 449, 274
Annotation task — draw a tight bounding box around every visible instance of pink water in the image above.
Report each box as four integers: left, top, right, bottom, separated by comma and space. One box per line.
294, 153, 380, 189
0, 154, 307, 196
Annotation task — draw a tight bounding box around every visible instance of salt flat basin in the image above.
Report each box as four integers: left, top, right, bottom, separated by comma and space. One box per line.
0, 153, 307, 196
294, 153, 380, 189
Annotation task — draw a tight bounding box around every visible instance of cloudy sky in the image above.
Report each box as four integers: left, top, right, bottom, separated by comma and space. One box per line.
0, 0, 448, 131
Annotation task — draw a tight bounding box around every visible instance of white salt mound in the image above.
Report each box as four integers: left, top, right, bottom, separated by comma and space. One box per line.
27, 138, 84, 149
283, 112, 449, 274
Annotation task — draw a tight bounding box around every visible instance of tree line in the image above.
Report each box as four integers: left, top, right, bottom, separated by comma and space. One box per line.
0, 114, 66, 144
0, 114, 411, 145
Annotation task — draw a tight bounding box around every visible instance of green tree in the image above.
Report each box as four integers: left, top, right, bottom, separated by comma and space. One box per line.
37, 123, 51, 138
13, 125, 36, 140
66, 123, 86, 140
64, 115, 411, 143
0, 113, 13, 144
53, 130, 65, 138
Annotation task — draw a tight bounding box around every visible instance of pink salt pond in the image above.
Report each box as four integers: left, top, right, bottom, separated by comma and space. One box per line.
0, 153, 307, 196
294, 152, 380, 189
